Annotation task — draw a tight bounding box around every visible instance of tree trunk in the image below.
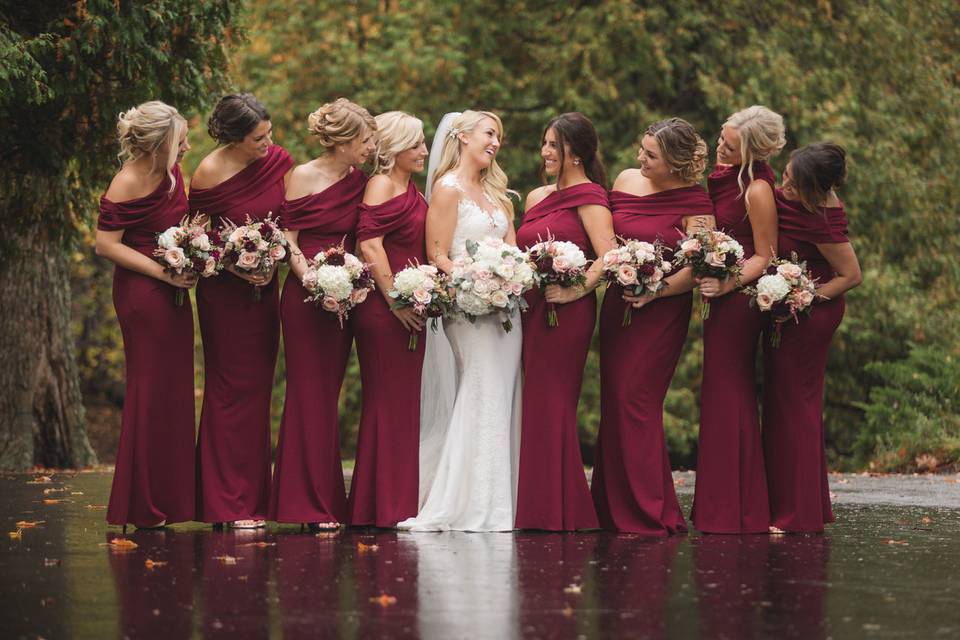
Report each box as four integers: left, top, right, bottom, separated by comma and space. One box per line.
0, 180, 97, 470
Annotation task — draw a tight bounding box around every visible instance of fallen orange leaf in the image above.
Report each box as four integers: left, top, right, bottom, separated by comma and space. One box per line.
109, 538, 139, 550
145, 559, 168, 569
921, 516, 933, 525
15, 521, 45, 528
369, 594, 397, 607
884, 539, 909, 546
42, 499, 62, 505
27, 476, 53, 484
9, 530, 22, 540
562, 605, 575, 617
44, 558, 61, 567
43, 488, 66, 495
357, 543, 379, 553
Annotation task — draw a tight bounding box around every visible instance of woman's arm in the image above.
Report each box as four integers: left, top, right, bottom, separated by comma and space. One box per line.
544, 203, 616, 305
284, 229, 308, 282
425, 186, 460, 275
700, 180, 776, 298
95, 230, 197, 288
814, 242, 862, 301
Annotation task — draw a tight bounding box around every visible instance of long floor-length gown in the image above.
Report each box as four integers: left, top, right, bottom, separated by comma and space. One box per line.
398, 173, 523, 532
268, 168, 367, 525
100, 164, 196, 527
189, 144, 293, 523
761, 191, 849, 532
514, 182, 606, 531
348, 180, 428, 527
591, 185, 714, 535
692, 161, 775, 534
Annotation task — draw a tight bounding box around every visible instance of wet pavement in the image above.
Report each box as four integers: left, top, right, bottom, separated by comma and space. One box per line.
2, 470, 958, 639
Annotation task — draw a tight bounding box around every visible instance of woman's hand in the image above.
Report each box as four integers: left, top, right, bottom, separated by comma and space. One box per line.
227, 263, 274, 287
393, 307, 425, 333
165, 271, 199, 289
698, 276, 736, 298
544, 284, 583, 305
623, 290, 656, 309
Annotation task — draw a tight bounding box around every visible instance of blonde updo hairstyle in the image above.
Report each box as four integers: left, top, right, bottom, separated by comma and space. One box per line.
307, 98, 377, 152
429, 110, 516, 216
725, 105, 786, 205
372, 111, 424, 175
116, 100, 187, 193
646, 117, 709, 184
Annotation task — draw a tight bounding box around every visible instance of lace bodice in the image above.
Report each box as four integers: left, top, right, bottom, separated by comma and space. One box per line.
439, 173, 510, 260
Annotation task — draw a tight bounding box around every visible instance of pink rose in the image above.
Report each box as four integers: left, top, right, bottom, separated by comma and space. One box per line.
490, 290, 509, 308
509, 281, 524, 296
680, 238, 701, 254
301, 270, 319, 291
705, 252, 725, 268
164, 247, 186, 270
602, 251, 620, 267
350, 288, 369, 305
797, 289, 815, 307
650, 267, 664, 282
237, 251, 261, 270
202, 257, 217, 277
321, 296, 339, 312
269, 244, 286, 262
777, 262, 803, 280
756, 292, 774, 311
552, 255, 570, 271
617, 264, 638, 286
412, 288, 432, 305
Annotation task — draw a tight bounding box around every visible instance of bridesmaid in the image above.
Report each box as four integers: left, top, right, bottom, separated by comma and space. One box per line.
349, 111, 429, 527
96, 101, 195, 529
692, 105, 784, 534
763, 143, 861, 533
189, 94, 294, 528
269, 99, 377, 530
515, 113, 615, 531
591, 118, 715, 535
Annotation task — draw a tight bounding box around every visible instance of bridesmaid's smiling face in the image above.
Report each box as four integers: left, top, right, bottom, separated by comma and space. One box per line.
174, 128, 191, 163
235, 120, 273, 160
460, 116, 501, 170
637, 134, 671, 182
395, 135, 428, 174
781, 162, 798, 200
541, 126, 575, 178
339, 126, 378, 167
716, 125, 742, 166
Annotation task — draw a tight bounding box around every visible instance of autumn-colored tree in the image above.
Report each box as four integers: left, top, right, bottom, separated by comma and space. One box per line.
0, 1, 241, 470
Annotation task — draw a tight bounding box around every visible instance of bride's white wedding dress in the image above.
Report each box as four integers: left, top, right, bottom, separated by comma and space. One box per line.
397, 173, 522, 532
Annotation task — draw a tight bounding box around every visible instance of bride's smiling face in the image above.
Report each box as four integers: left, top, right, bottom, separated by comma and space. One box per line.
459, 117, 501, 169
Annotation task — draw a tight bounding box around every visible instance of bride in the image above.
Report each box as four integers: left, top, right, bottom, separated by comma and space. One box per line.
397, 111, 523, 532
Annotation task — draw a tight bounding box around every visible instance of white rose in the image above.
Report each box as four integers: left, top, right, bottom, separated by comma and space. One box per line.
756, 274, 791, 301
489, 290, 509, 308
680, 238, 701, 254
494, 262, 515, 279
190, 234, 211, 251
236, 251, 260, 271
158, 227, 185, 250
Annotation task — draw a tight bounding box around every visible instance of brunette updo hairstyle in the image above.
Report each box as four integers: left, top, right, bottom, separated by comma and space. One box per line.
207, 93, 270, 144
307, 98, 376, 151
116, 100, 186, 193
645, 118, 708, 183
788, 143, 847, 213
541, 112, 607, 188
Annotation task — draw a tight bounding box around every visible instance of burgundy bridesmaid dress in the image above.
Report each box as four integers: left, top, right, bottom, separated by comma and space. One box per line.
268, 169, 367, 525
189, 144, 293, 523
761, 192, 849, 532
514, 182, 606, 531
99, 165, 196, 527
348, 181, 427, 527
692, 161, 775, 534
591, 186, 714, 535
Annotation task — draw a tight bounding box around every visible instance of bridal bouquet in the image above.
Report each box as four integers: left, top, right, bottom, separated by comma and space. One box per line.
527, 236, 588, 327
389, 263, 454, 350
742, 254, 819, 347
674, 228, 745, 319
154, 214, 222, 306
601, 238, 672, 327
450, 238, 536, 332
219, 213, 289, 301
301, 244, 375, 329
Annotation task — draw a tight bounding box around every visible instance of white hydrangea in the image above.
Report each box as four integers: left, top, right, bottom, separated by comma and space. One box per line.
393, 268, 429, 295
756, 274, 791, 301
456, 290, 491, 316
314, 265, 354, 301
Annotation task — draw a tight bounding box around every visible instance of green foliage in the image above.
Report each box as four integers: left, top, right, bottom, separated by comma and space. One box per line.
855, 344, 960, 471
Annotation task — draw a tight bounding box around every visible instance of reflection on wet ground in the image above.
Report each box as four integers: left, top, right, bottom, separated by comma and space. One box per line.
2, 471, 958, 639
